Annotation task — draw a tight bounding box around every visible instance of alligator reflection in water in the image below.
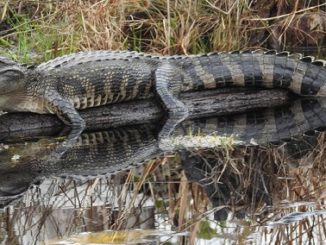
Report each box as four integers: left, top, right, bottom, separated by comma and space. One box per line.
1, 97, 326, 204
1, 97, 326, 243
173, 97, 326, 147
0, 125, 160, 207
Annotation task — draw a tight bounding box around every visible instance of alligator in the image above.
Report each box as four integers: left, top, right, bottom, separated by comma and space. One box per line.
1, 50, 326, 142
1, 96, 326, 209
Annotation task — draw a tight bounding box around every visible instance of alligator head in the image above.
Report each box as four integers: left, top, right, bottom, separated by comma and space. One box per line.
0, 168, 38, 208
0, 56, 26, 94
0, 57, 45, 113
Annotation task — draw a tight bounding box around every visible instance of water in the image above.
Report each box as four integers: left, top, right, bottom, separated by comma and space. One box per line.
2, 156, 326, 244
1, 97, 326, 244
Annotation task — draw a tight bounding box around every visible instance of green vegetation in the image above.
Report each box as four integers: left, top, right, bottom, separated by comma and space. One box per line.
0, 2, 79, 62
2, 0, 325, 64
197, 220, 216, 239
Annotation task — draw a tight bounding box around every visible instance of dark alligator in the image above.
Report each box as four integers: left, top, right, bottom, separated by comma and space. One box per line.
1, 96, 326, 207
1, 50, 326, 142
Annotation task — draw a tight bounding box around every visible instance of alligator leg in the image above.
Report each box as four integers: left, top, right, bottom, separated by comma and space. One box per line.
43, 88, 85, 157
155, 63, 189, 149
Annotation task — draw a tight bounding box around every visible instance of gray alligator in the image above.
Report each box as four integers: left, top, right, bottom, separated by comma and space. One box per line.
1, 50, 326, 141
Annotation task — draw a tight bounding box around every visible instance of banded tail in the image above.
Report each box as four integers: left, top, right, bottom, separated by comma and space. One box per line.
180, 50, 326, 96
175, 97, 326, 146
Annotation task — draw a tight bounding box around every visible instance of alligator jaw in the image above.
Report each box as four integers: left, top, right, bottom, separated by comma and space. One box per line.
0, 94, 46, 114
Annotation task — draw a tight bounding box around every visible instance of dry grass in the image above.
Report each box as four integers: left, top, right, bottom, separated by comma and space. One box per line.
2, 0, 325, 63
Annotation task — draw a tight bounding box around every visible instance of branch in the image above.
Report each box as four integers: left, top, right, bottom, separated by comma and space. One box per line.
0, 88, 289, 140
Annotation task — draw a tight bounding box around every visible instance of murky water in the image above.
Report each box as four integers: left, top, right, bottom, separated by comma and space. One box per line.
1, 97, 326, 244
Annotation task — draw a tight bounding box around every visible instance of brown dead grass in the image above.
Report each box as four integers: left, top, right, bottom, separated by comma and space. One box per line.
1, 0, 326, 61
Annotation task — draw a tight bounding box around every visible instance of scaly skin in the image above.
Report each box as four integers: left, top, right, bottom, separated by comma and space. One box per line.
0, 125, 161, 207
1, 50, 326, 140
1, 96, 326, 207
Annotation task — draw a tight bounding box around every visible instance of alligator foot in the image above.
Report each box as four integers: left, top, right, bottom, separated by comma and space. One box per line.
46, 126, 84, 161
158, 110, 189, 151
155, 63, 189, 150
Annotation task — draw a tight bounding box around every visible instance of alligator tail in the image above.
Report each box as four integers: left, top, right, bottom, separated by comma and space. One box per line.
184, 50, 326, 96
176, 97, 326, 146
